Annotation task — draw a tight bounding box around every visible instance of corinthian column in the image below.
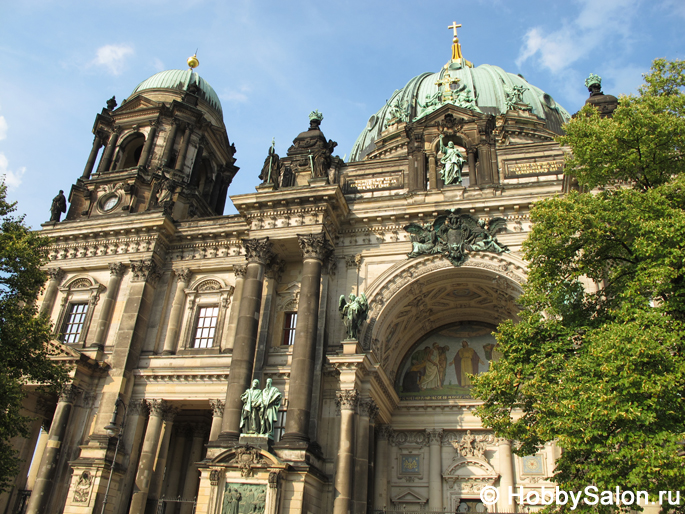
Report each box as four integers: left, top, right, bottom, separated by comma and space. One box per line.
219, 238, 273, 443
209, 400, 224, 442
138, 121, 158, 168
175, 124, 194, 173
82, 134, 103, 179
354, 399, 377, 514
427, 429, 444, 511
40, 268, 64, 317
333, 390, 358, 514
98, 127, 121, 173
130, 400, 168, 514
498, 438, 515, 513
373, 425, 392, 510
279, 232, 332, 447
161, 268, 192, 355
26, 385, 81, 514
92, 262, 126, 348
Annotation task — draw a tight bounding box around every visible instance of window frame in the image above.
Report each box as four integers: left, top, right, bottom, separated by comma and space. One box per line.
179, 277, 234, 353
191, 304, 220, 349
55, 276, 104, 347
281, 312, 298, 346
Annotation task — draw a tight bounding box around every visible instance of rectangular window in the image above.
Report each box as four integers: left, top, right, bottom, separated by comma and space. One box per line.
282, 312, 297, 346
273, 410, 287, 442
193, 306, 219, 348
62, 303, 89, 343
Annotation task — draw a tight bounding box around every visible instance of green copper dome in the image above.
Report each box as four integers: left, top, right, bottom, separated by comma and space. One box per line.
350, 62, 571, 161
131, 69, 222, 114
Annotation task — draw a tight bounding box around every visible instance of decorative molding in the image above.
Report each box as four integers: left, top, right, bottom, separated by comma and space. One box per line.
234, 265, 247, 279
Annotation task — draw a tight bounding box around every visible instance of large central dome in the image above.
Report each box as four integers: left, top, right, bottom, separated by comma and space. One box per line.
130, 69, 223, 114
349, 56, 571, 162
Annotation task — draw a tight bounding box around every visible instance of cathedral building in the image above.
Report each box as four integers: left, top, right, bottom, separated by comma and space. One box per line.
1, 27, 617, 514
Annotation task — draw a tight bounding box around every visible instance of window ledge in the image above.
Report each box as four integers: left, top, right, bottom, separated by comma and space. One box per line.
176, 347, 221, 356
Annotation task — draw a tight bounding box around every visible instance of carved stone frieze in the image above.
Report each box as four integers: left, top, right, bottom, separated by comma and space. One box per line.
242, 238, 274, 265
72, 471, 93, 503
452, 430, 489, 459
48, 234, 161, 262
390, 431, 428, 447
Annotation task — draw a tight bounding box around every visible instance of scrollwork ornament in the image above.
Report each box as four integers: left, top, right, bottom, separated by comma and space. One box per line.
209, 469, 221, 486
242, 238, 274, 265
426, 428, 444, 444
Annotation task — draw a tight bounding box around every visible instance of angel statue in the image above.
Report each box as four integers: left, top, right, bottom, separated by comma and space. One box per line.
405, 221, 440, 257
439, 135, 466, 186
339, 293, 369, 340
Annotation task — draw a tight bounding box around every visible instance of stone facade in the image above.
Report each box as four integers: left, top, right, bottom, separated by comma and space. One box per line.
2, 46, 612, 514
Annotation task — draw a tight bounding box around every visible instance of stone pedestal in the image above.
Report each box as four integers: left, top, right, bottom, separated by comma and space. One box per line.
308, 176, 329, 186
238, 434, 270, 450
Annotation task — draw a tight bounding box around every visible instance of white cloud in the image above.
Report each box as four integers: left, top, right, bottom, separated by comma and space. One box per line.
0, 153, 26, 190
220, 84, 251, 103
0, 116, 7, 141
91, 44, 134, 75
517, 0, 639, 73
152, 57, 165, 72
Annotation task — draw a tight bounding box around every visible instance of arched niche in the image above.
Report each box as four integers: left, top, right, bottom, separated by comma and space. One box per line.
361, 253, 526, 384
116, 132, 145, 169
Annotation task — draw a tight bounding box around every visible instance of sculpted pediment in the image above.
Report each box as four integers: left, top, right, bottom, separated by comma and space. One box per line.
212, 446, 283, 477
443, 457, 499, 487
391, 489, 428, 504
115, 95, 159, 113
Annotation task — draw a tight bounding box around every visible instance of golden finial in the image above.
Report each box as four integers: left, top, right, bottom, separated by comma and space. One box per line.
187, 50, 199, 70
447, 22, 473, 68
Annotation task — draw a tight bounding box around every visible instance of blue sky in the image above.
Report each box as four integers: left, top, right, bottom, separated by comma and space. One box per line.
1, 0, 683, 229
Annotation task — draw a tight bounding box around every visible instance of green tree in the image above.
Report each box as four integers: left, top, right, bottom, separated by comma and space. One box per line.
0, 181, 66, 492
473, 59, 685, 512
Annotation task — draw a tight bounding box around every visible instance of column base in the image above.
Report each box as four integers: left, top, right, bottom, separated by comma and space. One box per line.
208, 431, 239, 448
238, 434, 271, 450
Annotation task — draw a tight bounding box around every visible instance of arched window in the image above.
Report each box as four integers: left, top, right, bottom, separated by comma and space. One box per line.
116, 133, 146, 170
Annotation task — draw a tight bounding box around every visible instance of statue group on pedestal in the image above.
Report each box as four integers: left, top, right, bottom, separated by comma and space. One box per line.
240, 378, 282, 437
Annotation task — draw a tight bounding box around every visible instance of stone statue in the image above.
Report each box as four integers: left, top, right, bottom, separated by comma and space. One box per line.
240, 379, 263, 435
106, 96, 117, 110
311, 139, 338, 178
504, 84, 530, 111
258, 139, 281, 187
438, 135, 466, 186
417, 91, 442, 119
338, 293, 369, 340
156, 177, 174, 205
451, 84, 481, 112
406, 222, 439, 257
50, 190, 67, 222
260, 378, 282, 438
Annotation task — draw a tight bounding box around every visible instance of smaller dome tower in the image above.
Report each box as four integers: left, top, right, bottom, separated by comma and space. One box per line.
66, 57, 238, 222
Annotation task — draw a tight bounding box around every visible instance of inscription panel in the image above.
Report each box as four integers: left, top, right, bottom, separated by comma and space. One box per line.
345, 172, 403, 192
505, 160, 563, 178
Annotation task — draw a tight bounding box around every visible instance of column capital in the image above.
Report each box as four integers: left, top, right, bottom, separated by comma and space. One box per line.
58, 384, 82, 404
163, 406, 180, 422
173, 267, 192, 284
242, 237, 274, 265
234, 265, 247, 278
359, 398, 378, 420
265, 257, 285, 280
128, 399, 149, 416
108, 262, 126, 277
130, 259, 161, 285
145, 399, 169, 417
426, 428, 444, 444
375, 424, 393, 440
297, 232, 333, 262
335, 390, 359, 410
210, 399, 225, 417
46, 267, 65, 283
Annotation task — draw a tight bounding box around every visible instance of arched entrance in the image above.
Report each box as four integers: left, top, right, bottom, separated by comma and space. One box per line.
363, 254, 524, 513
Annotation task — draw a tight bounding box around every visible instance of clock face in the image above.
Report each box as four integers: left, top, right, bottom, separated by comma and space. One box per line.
102, 195, 119, 212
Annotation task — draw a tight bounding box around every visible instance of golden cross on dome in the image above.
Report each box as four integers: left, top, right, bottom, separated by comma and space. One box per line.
448, 21, 461, 40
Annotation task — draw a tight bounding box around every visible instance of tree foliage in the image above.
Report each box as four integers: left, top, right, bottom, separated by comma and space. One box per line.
472, 59, 685, 512
0, 181, 66, 492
